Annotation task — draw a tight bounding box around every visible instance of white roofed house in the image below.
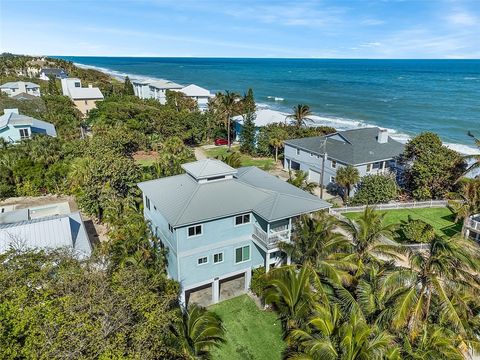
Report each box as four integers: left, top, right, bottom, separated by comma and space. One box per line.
61, 78, 104, 116
0, 81, 41, 98
232, 109, 289, 141
174, 84, 214, 111
0, 202, 92, 258
0, 108, 56, 143
132, 79, 183, 104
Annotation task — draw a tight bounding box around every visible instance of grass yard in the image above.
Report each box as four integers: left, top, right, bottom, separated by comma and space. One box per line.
204, 146, 276, 170
209, 295, 285, 360
344, 207, 461, 239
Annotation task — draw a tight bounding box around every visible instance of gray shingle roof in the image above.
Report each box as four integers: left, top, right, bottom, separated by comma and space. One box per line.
138, 162, 330, 227
284, 127, 404, 165
0, 212, 91, 257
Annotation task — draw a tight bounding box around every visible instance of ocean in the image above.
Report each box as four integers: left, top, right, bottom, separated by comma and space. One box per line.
56, 57, 480, 154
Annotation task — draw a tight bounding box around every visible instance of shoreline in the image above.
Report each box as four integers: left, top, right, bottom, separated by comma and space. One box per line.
74, 61, 480, 156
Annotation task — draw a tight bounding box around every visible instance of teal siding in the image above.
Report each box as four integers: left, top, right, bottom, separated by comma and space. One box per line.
0, 125, 30, 142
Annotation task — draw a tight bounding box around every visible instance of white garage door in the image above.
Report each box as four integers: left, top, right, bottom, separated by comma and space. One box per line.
308, 169, 321, 183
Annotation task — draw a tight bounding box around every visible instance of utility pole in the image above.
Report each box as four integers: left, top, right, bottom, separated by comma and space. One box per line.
319, 138, 327, 199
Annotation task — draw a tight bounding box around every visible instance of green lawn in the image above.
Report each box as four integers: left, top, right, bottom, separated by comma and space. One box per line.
344, 207, 461, 239
204, 146, 276, 170
209, 295, 285, 360
134, 158, 156, 167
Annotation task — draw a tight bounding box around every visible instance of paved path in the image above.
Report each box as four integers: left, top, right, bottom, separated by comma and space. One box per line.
194, 147, 208, 160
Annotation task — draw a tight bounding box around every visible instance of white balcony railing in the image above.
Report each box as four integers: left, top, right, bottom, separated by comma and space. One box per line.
252, 224, 290, 249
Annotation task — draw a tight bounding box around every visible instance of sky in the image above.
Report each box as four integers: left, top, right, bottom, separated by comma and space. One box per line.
1, 0, 479, 59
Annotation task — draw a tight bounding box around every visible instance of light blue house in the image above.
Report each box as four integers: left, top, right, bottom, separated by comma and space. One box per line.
284, 127, 404, 194
0, 108, 57, 143
138, 159, 330, 305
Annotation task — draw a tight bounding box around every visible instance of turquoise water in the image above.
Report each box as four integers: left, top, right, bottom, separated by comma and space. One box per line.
56, 57, 480, 151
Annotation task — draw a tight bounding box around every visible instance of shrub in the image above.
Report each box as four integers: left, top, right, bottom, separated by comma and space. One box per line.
399, 216, 435, 243
351, 174, 398, 205
250, 266, 267, 298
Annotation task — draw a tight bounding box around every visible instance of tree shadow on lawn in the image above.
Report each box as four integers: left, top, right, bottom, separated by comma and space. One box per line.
440, 213, 462, 237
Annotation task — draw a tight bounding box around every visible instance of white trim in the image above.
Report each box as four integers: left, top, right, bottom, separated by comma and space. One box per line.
179, 234, 251, 257
234, 213, 251, 227
213, 251, 224, 264
197, 256, 208, 266
234, 244, 251, 264
187, 224, 203, 238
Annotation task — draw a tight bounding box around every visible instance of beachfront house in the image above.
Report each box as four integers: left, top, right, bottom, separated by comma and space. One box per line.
284, 127, 404, 194
138, 159, 330, 305
232, 108, 289, 141
0, 108, 57, 143
132, 79, 183, 104
0, 201, 91, 258
61, 78, 104, 116
175, 84, 214, 111
0, 81, 41, 97
39, 68, 68, 80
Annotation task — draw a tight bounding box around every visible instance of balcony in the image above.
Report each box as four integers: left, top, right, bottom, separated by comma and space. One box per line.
467, 215, 480, 232
252, 224, 290, 250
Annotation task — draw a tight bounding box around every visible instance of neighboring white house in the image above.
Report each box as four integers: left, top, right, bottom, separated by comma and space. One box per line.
132, 79, 183, 104
0, 108, 57, 143
0, 201, 92, 258
0, 81, 41, 97
232, 109, 289, 141
61, 78, 104, 116
175, 84, 214, 110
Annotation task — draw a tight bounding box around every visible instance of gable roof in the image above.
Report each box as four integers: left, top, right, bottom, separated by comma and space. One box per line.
0, 212, 91, 257
0, 110, 57, 137
138, 162, 330, 227
284, 127, 404, 165
232, 109, 289, 127
178, 84, 213, 97
0, 81, 39, 89
11, 92, 39, 100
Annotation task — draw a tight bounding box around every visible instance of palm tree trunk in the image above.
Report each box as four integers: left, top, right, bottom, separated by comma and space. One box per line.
275, 147, 278, 163
227, 113, 231, 150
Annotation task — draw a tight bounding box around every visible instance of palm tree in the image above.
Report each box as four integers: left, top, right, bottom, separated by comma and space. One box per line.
264, 265, 320, 334
179, 303, 225, 359
448, 179, 480, 236
387, 235, 480, 342
339, 207, 404, 276
216, 151, 242, 168
288, 170, 316, 194
286, 304, 396, 360
269, 127, 288, 163
279, 213, 354, 285
461, 131, 480, 177
335, 165, 360, 203
219, 91, 241, 150
288, 104, 313, 128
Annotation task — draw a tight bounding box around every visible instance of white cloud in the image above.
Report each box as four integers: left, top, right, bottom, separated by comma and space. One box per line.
447, 11, 476, 26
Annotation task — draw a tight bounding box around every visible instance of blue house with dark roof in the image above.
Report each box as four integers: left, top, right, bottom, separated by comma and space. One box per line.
284, 127, 405, 194
138, 159, 330, 305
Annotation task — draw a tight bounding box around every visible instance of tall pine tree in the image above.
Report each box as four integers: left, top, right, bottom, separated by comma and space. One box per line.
240, 88, 256, 154
123, 76, 135, 96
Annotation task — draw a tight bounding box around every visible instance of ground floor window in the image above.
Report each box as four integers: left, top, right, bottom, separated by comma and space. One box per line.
19, 128, 29, 139
235, 245, 250, 264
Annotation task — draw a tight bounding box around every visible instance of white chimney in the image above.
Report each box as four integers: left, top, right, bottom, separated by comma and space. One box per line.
4, 108, 19, 115
377, 128, 388, 144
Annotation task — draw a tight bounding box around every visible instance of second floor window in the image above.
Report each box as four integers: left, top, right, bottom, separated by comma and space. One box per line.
331, 160, 337, 168
235, 214, 250, 226
235, 245, 250, 264
197, 256, 208, 265
19, 128, 29, 139
213, 252, 223, 264
188, 224, 202, 237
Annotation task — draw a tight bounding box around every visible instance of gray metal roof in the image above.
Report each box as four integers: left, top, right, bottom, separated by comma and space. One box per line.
138, 162, 330, 227
0, 212, 91, 257
0, 81, 39, 89
0, 111, 57, 137
182, 159, 237, 180
284, 127, 404, 165
0, 209, 29, 224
